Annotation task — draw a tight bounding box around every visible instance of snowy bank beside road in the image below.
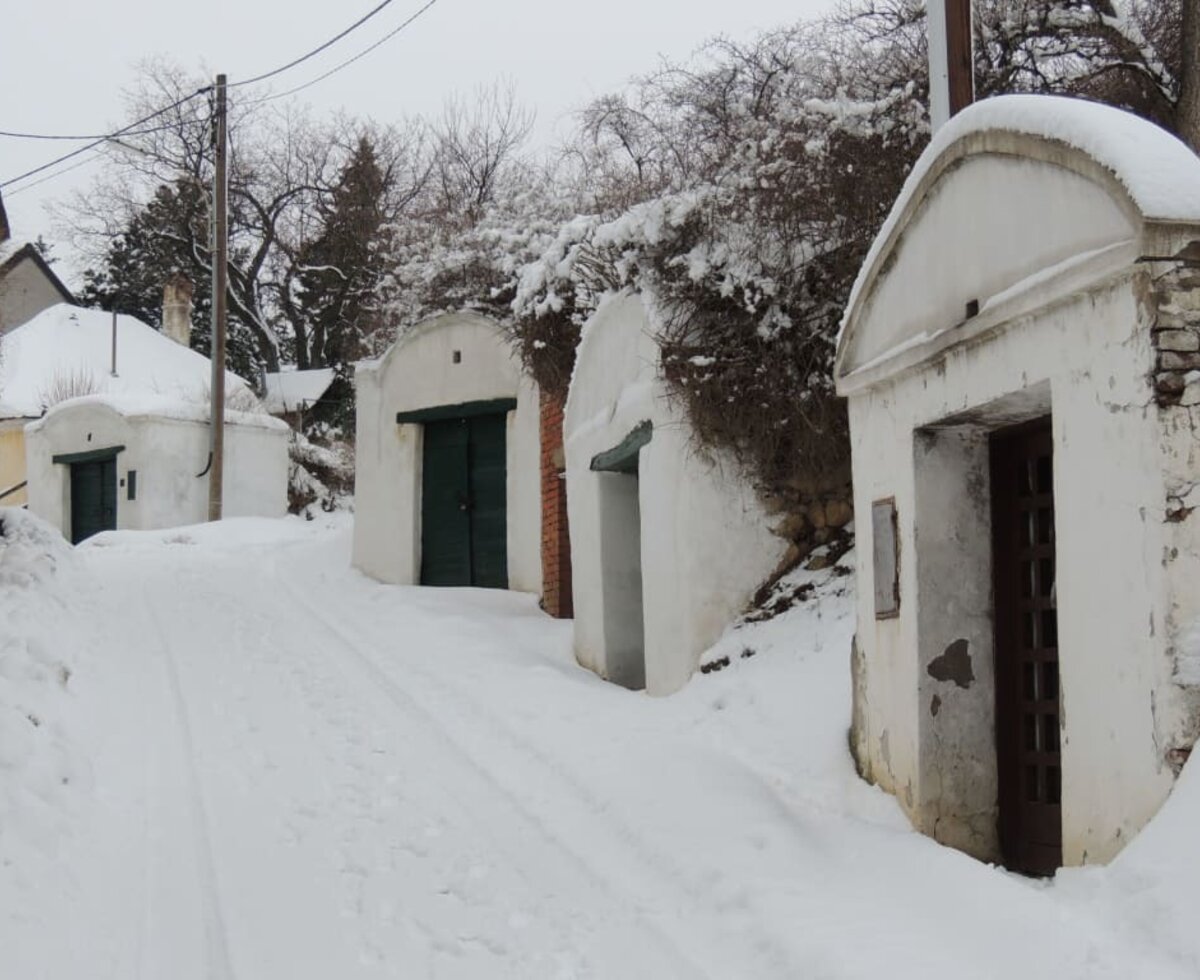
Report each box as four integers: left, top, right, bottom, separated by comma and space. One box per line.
0, 509, 90, 890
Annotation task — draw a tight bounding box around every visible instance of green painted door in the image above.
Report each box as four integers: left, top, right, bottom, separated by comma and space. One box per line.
70, 457, 117, 544
467, 413, 508, 589
419, 413, 508, 588
420, 419, 472, 585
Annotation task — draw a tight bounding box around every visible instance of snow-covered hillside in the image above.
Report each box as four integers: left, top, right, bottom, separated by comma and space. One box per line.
0, 511, 1197, 978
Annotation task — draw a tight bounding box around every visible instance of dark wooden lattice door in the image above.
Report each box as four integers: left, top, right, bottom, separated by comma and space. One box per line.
991, 420, 1062, 876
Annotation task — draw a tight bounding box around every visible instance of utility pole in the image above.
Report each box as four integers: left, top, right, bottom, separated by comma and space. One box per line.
208, 73, 228, 521
928, 0, 975, 132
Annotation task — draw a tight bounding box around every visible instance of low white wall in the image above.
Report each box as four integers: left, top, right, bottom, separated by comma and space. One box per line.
25, 400, 288, 538
564, 292, 785, 695
353, 312, 541, 594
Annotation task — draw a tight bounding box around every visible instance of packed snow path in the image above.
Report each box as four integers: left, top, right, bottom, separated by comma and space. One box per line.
3, 516, 1199, 978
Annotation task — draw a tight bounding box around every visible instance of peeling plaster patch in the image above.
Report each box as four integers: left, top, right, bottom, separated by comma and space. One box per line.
930, 694, 942, 717
880, 729, 891, 768
927, 639, 975, 689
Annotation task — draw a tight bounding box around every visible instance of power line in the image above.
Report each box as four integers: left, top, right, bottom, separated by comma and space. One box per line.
2, 150, 104, 197
246, 0, 441, 105
0, 122, 179, 141
229, 0, 403, 88
0, 0, 442, 190
0, 87, 211, 189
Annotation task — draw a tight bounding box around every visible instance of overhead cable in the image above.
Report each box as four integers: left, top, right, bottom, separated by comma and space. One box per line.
0, 86, 211, 189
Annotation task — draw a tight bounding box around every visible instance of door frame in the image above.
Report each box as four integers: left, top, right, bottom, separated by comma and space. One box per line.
60, 447, 123, 544
414, 404, 512, 588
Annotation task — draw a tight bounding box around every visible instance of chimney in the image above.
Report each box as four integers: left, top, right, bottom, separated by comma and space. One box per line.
162, 273, 194, 347
0, 189, 10, 244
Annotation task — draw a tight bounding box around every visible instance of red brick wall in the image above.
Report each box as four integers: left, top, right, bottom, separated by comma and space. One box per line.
540, 390, 573, 618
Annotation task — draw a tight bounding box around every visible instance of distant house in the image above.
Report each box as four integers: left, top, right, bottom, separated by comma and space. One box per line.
1, 301, 287, 539
25, 393, 288, 543
837, 96, 1200, 875
563, 292, 785, 694
353, 311, 542, 594
262, 367, 347, 429
0, 242, 76, 335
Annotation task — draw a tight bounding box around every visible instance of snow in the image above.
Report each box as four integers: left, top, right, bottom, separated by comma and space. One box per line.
1, 512, 1199, 977
840, 95, 1200, 349
23, 391, 288, 433
263, 367, 339, 415
0, 303, 252, 419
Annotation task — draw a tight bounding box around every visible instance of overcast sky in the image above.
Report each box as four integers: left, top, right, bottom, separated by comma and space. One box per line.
2, 0, 836, 283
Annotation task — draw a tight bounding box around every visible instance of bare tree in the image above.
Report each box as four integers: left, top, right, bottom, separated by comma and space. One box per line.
57, 60, 433, 376
434, 81, 535, 223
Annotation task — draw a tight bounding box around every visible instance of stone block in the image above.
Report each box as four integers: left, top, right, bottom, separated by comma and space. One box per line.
1158, 351, 1200, 372
1157, 372, 1187, 397
1156, 330, 1200, 353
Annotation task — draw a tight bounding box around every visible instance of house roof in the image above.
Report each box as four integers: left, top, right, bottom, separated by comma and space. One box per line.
262, 367, 339, 414
0, 303, 252, 420
0, 242, 76, 306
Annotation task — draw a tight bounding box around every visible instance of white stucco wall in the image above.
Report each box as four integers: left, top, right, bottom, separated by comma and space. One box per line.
352, 311, 541, 594
564, 292, 786, 696
837, 124, 1200, 868
24, 400, 288, 538
0, 256, 66, 334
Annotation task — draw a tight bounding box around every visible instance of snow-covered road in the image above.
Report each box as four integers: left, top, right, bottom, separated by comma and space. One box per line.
3, 514, 1200, 978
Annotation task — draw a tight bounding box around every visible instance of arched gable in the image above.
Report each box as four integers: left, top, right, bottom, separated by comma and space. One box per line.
836, 96, 1200, 391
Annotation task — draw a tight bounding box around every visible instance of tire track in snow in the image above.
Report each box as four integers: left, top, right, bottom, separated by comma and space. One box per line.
142, 598, 238, 980
277, 568, 803, 976
270, 569, 716, 980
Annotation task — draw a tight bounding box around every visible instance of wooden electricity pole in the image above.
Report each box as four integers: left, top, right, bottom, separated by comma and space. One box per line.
208, 73, 228, 522
929, 0, 975, 132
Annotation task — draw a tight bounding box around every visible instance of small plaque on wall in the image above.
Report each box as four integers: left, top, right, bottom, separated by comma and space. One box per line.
872, 498, 899, 619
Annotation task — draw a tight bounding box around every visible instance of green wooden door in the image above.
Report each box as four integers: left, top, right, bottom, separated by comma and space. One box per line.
419, 413, 508, 588
420, 419, 472, 586
467, 413, 508, 589
70, 457, 117, 544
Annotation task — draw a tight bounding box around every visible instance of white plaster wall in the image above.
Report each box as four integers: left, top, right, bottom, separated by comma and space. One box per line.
0, 258, 65, 334
846, 275, 1172, 866
352, 312, 541, 594
842, 152, 1138, 375
564, 292, 786, 696
25, 403, 287, 538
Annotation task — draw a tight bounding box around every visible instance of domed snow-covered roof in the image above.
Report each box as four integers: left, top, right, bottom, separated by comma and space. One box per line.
836, 96, 1200, 389
0, 303, 251, 419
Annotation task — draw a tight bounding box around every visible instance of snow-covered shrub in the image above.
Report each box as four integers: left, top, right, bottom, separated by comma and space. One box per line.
288, 431, 354, 517
38, 367, 101, 410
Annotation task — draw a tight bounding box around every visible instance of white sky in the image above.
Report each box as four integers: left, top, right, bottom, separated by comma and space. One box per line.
2, 0, 836, 284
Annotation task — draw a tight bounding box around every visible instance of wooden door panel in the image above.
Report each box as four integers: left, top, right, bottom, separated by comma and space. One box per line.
420, 419, 471, 586
992, 421, 1062, 875
70, 458, 117, 544
468, 413, 508, 589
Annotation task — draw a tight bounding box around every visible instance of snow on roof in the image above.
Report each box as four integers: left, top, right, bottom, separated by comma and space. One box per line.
0, 303, 252, 419
262, 367, 338, 414
839, 95, 1200, 348
25, 392, 288, 432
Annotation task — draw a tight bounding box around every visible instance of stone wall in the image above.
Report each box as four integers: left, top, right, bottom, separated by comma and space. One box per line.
1151, 255, 1200, 408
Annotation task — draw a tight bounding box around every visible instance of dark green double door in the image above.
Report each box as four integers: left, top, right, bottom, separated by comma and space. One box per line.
420, 414, 508, 588
70, 457, 117, 544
